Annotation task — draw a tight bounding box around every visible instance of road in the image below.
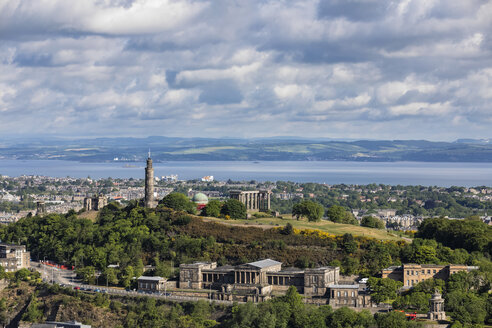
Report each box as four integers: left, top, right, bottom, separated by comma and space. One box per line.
31, 261, 233, 304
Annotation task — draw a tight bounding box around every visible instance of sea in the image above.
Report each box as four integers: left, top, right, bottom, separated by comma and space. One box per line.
0, 159, 491, 187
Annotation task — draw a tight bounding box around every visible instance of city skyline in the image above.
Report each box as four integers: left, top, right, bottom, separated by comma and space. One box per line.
0, 0, 491, 141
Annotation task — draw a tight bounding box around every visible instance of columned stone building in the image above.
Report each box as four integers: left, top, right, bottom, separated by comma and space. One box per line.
230, 190, 271, 211
179, 259, 370, 306
428, 290, 446, 321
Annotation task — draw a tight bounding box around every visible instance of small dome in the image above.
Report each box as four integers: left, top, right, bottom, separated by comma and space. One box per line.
192, 193, 209, 204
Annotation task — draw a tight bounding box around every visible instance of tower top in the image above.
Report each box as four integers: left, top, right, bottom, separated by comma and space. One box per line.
148, 148, 151, 159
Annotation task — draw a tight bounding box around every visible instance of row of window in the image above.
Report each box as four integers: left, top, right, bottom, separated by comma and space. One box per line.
407, 269, 437, 276
331, 290, 356, 298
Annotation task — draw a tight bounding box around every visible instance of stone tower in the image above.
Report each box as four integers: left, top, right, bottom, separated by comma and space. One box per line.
36, 201, 46, 216
144, 151, 156, 208
428, 289, 446, 321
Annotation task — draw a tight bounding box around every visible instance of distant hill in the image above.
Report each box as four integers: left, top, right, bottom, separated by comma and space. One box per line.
1, 136, 492, 162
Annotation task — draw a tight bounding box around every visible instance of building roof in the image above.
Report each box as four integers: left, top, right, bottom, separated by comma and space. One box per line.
212, 265, 235, 272
328, 284, 360, 289
247, 259, 282, 268
137, 276, 165, 281
192, 192, 208, 203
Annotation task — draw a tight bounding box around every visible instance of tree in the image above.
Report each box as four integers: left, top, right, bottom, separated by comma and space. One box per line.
360, 216, 385, 229
202, 200, 221, 217
76, 266, 96, 284
330, 306, 358, 328
103, 267, 119, 285
326, 205, 358, 225
375, 311, 408, 328
221, 199, 247, 220
292, 200, 324, 222
341, 233, 358, 254
159, 193, 196, 214
446, 291, 487, 325
367, 277, 402, 304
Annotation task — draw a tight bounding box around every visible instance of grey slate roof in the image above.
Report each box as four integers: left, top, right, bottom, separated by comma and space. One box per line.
247, 259, 282, 268
137, 276, 165, 281
328, 284, 360, 289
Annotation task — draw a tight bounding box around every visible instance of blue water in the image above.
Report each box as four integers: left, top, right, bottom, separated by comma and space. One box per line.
0, 160, 491, 187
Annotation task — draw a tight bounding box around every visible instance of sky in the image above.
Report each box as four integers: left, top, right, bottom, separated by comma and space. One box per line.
0, 0, 491, 141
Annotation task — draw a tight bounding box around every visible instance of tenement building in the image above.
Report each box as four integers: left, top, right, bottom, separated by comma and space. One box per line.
179, 259, 371, 306
0, 243, 30, 272
382, 263, 478, 287
230, 190, 272, 211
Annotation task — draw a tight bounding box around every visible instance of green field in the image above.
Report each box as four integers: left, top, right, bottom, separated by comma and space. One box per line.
201, 214, 405, 241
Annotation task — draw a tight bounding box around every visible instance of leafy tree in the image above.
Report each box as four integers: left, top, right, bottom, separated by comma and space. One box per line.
292, 200, 324, 222
103, 267, 119, 286
367, 277, 402, 304
329, 306, 358, 328
159, 193, 196, 214
221, 199, 247, 220
375, 311, 408, 328
326, 205, 358, 225
360, 216, 385, 229
76, 266, 96, 284
446, 291, 487, 325
202, 200, 222, 217
341, 233, 358, 254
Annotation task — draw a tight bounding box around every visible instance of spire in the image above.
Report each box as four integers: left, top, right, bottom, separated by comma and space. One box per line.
148, 148, 151, 159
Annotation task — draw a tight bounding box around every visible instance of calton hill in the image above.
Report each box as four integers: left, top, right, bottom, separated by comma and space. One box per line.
0, 193, 490, 327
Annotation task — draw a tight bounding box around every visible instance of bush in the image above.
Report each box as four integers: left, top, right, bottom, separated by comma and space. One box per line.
201, 200, 221, 218
159, 193, 196, 214
360, 216, 385, 229
221, 199, 247, 220
326, 205, 358, 225
292, 200, 324, 221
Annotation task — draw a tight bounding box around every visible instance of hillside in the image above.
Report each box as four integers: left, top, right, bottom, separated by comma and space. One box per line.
200, 215, 404, 241
3, 136, 492, 162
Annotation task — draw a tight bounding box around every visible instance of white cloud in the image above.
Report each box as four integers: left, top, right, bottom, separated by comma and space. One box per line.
0, 0, 490, 139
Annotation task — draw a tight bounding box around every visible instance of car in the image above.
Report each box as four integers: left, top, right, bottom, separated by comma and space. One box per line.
74, 286, 80, 290
94, 288, 101, 293
358, 278, 369, 284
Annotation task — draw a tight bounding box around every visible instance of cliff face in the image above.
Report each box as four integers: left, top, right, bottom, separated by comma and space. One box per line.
1, 283, 123, 328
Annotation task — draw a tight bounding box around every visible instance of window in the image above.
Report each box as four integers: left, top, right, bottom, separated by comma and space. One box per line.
411, 270, 414, 275
422, 270, 425, 274
427, 270, 431, 274
407, 270, 410, 275
337, 291, 340, 297
407, 280, 410, 286
433, 270, 436, 274
351, 291, 355, 297
344, 291, 348, 297
411, 280, 414, 285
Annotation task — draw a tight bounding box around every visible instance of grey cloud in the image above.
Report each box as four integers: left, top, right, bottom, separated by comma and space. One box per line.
198, 80, 243, 105
0, 0, 490, 140
317, 0, 390, 22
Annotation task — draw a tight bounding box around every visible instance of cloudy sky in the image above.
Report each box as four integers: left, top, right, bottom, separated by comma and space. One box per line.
0, 0, 491, 140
